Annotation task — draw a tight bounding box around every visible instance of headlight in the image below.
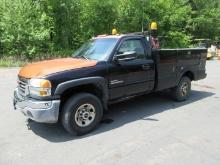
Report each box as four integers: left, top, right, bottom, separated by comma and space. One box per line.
29, 79, 52, 97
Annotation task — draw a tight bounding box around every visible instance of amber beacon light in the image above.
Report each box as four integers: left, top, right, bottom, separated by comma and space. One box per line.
150, 22, 158, 30
112, 28, 118, 35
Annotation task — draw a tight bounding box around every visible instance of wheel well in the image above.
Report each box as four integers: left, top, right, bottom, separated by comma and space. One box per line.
183, 71, 194, 81
57, 84, 105, 121
60, 84, 103, 105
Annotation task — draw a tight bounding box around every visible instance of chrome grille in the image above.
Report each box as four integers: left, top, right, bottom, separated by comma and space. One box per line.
18, 77, 28, 97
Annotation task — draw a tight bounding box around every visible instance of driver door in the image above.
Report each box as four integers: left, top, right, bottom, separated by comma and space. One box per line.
108, 37, 155, 100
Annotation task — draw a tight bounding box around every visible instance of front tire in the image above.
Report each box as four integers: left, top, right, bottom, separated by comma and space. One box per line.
61, 93, 103, 135
171, 76, 191, 102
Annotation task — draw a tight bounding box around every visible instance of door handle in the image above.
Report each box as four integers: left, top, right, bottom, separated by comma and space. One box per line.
142, 64, 150, 70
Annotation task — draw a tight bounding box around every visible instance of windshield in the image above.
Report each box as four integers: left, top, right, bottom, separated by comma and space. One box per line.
73, 38, 118, 61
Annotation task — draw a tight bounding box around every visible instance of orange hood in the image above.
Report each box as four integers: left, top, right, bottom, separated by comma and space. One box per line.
19, 58, 97, 78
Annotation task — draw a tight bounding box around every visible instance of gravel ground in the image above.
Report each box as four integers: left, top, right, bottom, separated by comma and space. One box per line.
0, 60, 220, 165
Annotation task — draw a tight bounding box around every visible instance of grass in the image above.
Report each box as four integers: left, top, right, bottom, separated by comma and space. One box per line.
0, 50, 74, 67
0, 57, 27, 67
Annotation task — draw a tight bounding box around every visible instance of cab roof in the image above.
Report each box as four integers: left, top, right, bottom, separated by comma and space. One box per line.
94, 32, 147, 40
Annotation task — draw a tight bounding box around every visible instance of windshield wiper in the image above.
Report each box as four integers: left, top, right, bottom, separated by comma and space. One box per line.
82, 55, 89, 60
73, 55, 89, 60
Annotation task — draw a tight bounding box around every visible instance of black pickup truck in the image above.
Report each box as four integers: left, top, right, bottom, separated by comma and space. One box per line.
14, 34, 207, 135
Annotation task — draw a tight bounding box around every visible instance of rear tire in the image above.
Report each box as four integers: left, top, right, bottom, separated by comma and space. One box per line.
171, 76, 191, 102
61, 93, 103, 135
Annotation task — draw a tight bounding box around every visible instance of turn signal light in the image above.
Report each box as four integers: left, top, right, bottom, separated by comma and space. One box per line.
40, 80, 52, 88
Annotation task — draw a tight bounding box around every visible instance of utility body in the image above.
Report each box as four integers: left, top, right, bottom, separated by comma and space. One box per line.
14, 34, 207, 135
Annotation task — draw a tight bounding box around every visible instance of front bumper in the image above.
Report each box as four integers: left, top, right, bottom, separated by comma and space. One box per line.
13, 88, 60, 123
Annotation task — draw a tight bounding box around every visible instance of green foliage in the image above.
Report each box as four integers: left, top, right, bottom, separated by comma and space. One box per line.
115, 0, 145, 33
48, 0, 81, 49
80, 0, 117, 38
0, 0, 53, 59
0, 56, 27, 67
161, 31, 192, 48
0, 0, 219, 58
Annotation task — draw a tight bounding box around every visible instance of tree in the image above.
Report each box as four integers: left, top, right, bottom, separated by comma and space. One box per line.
0, 0, 52, 59
188, 0, 220, 40
47, 0, 81, 49
147, 0, 192, 47
115, 0, 146, 33
0, 0, 219, 58
80, 0, 117, 38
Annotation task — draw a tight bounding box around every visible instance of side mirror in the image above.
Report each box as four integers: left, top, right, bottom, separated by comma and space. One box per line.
114, 51, 137, 63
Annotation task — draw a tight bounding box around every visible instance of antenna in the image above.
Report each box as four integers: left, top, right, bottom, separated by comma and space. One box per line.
141, 0, 144, 32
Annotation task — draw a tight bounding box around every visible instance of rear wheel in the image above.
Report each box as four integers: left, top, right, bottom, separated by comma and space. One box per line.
171, 76, 191, 101
61, 93, 103, 135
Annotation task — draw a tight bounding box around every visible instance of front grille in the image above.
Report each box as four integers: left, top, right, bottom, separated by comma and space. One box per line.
18, 77, 29, 97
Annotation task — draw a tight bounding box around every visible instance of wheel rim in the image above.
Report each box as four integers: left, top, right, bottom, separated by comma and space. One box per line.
74, 103, 96, 127
180, 82, 189, 97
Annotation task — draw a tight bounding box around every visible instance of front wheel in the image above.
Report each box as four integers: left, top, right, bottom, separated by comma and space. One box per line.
61, 93, 103, 135
171, 76, 191, 102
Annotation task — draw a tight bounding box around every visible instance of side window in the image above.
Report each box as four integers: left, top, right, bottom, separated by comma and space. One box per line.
118, 39, 146, 59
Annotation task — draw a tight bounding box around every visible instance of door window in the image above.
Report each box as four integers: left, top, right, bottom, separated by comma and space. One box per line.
118, 39, 146, 59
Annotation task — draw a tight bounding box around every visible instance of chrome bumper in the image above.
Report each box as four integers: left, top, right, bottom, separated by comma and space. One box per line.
13, 88, 60, 123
